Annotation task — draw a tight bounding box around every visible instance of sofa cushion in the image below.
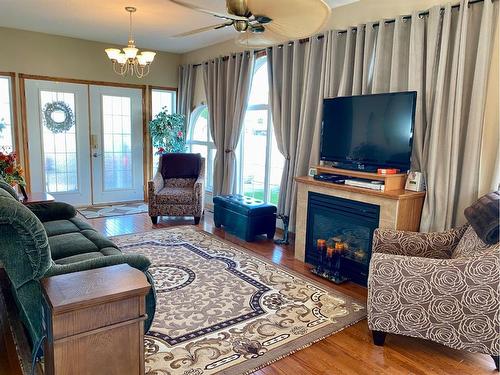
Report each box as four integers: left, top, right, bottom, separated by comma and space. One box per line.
49, 232, 100, 260
157, 187, 195, 204
43, 220, 81, 236
452, 225, 491, 259
164, 178, 196, 188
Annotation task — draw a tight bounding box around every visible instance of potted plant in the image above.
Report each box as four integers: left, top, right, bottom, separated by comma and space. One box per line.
0, 151, 27, 199
149, 109, 186, 155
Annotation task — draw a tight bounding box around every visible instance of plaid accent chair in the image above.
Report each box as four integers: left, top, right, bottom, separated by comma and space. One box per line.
148, 153, 205, 225
367, 224, 500, 369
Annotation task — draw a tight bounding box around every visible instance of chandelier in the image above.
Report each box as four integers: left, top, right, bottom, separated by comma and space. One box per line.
105, 7, 156, 78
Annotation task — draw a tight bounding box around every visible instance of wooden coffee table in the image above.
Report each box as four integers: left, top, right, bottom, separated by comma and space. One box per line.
21, 192, 55, 205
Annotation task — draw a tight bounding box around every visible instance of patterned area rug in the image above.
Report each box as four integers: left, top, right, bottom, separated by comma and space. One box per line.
112, 227, 366, 375
78, 202, 148, 219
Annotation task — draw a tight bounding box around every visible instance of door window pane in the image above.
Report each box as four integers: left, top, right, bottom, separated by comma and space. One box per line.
0, 76, 14, 153
40, 91, 78, 193
102, 95, 133, 190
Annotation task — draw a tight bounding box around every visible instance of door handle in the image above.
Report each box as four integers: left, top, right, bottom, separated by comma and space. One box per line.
92, 152, 101, 158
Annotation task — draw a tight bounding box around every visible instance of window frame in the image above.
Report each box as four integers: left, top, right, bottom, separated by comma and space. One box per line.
0, 72, 18, 153
187, 105, 215, 192
238, 56, 278, 204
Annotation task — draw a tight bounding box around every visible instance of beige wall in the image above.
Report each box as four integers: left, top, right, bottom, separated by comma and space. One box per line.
181, 0, 500, 191
0, 26, 182, 170
0, 26, 181, 86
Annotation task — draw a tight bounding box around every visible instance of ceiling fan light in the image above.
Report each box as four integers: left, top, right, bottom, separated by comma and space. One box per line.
123, 47, 139, 59
142, 51, 156, 63
116, 53, 128, 64
105, 48, 121, 60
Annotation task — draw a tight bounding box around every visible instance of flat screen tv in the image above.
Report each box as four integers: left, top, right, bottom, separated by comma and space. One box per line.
320, 91, 417, 172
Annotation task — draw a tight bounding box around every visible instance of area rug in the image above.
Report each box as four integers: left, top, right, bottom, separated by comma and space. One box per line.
112, 227, 366, 375
78, 202, 148, 219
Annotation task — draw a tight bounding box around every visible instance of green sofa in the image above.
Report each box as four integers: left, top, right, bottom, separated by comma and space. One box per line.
0, 180, 156, 361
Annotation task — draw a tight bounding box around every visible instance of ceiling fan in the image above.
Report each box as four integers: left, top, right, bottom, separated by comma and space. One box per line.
170, 0, 331, 46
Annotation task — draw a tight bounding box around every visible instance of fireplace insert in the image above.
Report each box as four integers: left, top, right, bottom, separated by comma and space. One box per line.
305, 192, 380, 286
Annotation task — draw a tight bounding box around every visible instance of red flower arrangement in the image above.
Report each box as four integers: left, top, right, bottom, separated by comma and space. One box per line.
0, 151, 25, 186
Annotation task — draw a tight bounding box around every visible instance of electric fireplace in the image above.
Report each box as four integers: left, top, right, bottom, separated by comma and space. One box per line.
305, 192, 380, 286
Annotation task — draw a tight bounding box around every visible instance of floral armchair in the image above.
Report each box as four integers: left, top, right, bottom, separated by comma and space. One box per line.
148, 153, 205, 225
367, 224, 500, 369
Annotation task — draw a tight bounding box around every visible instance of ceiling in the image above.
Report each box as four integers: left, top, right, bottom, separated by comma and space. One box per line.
0, 0, 358, 54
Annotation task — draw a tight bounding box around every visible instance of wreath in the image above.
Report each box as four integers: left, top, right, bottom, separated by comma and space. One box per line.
42, 101, 75, 133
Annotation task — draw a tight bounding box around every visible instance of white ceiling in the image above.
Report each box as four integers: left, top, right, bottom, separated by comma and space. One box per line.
0, 0, 358, 54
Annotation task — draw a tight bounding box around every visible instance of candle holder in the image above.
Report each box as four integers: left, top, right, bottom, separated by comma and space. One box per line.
314, 239, 327, 276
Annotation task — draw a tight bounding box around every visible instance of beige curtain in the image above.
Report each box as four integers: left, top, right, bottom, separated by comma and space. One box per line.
203, 52, 255, 195
267, 37, 326, 223
177, 64, 197, 128
309, 0, 497, 232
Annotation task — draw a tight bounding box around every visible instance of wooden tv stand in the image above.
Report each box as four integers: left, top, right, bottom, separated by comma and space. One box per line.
294, 166, 425, 262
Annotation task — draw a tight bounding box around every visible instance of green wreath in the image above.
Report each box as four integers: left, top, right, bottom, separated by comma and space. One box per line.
43, 101, 75, 133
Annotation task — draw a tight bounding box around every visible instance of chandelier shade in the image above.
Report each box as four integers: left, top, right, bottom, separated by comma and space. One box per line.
105, 7, 155, 78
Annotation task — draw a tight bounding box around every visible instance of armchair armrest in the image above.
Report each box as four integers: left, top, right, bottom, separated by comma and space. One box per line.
28, 202, 77, 222
367, 252, 500, 354
148, 172, 164, 197
45, 253, 151, 278
372, 225, 468, 259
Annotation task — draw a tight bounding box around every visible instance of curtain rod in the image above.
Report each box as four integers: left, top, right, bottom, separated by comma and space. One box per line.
191, 0, 489, 67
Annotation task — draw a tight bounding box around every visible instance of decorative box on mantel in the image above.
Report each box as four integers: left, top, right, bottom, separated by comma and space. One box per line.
295, 167, 425, 285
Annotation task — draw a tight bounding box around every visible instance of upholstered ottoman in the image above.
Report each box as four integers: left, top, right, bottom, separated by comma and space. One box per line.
213, 195, 277, 242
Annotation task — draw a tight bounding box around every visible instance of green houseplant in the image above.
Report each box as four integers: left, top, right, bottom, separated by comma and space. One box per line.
149, 109, 186, 154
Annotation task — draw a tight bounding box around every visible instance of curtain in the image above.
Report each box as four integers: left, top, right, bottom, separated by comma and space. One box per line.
267, 37, 326, 224
203, 52, 255, 195
307, 0, 497, 232
177, 64, 197, 128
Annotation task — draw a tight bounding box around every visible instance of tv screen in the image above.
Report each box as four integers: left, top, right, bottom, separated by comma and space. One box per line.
320, 92, 417, 172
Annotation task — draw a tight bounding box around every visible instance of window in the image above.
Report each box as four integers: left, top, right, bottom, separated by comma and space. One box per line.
0, 75, 15, 153
151, 88, 177, 174
238, 56, 284, 205
151, 88, 176, 117
187, 105, 215, 192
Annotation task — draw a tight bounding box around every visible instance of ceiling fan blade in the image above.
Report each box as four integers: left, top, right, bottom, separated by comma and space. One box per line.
170, 0, 248, 22
172, 22, 233, 37
247, 0, 330, 39
236, 28, 288, 48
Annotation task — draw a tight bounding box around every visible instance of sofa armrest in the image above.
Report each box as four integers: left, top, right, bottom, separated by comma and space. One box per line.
148, 172, 164, 198
372, 225, 468, 259
45, 253, 151, 277
367, 252, 500, 354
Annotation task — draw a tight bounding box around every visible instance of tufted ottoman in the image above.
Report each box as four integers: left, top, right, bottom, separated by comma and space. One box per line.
213, 195, 277, 242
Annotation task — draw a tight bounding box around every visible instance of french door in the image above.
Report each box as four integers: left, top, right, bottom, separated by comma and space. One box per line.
90, 86, 143, 204
25, 80, 144, 206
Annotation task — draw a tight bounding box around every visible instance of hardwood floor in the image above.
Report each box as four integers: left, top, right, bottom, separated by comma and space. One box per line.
86, 212, 496, 375
0, 211, 495, 374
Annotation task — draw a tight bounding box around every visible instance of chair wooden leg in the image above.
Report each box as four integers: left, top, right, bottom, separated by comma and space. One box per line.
492, 355, 499, 371
372, 330, 386, 346
194, 216, 201, 225
151, 216, 158, 225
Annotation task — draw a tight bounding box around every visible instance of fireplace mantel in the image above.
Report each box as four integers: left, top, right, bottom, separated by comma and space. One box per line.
294, 176, 425, 262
